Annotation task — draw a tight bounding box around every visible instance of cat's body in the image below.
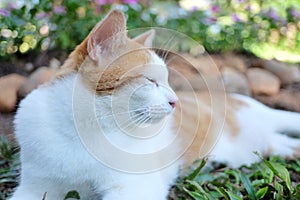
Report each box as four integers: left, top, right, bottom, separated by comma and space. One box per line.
10, 10, 300, 200
12, 73, 179, 200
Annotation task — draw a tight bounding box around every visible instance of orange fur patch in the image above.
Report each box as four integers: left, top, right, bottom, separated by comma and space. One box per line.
80, 42, 150, 95
173, 91, 249, 169
56, 37, 89, 78
225, 97, 249, 138
56, 35, 151, 95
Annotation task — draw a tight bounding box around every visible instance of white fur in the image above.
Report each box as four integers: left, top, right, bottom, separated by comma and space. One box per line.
211, 94, 300, 167
11, 54, 179, 200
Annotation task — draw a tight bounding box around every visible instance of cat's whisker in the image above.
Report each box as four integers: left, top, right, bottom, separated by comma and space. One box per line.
136, 115, 151, 127
107, 108, 147, 116
118, 111, 148, 130
98, 108, 147, 120
97, 115, 133, 130
161, 34, 176, 61
163, 43, 178, 62
123, 111, 151, 132
121, 118, 147, 133
126, 115, 150, 133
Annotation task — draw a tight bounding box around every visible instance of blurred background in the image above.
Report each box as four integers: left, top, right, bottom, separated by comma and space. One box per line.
0, 1, 300, 199
1, 0, 300, 62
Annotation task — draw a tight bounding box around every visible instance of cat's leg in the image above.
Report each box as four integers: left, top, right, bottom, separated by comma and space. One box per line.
10, 173, 94, 200
236, 95, 300, 159
265, 131, 300, 158
10, 181, 98, 200
96, 167, 178, 200
9, 185, 46, 200
215, 94, 300, 167
264, 109, 300, 158
101, 181, 172, 200
10, 181, 66, 200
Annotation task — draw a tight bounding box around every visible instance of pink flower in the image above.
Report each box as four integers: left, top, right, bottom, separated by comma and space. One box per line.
123, 0, 138, 4
290, 7, 300, 18
191, 6, 200, 11
35, 12, 47, 20
0, 8, 10, 17
232, 13, 242, 22
95, 0, 112, 5
246, 5, 251, 11
211, 5, 220, 13
8, 3, 17, 10
53, 6, 66, 15
268, 7, 279, 20
203, 17, 217, 25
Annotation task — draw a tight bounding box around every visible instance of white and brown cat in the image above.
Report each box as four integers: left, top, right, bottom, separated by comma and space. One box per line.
10, 9, 300, 200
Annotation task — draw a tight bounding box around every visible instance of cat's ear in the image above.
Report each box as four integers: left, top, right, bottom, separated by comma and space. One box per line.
87, 9, 127, 61
133, 29, 155, 47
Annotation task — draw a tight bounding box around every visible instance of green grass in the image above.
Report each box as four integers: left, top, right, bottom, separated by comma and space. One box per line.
170, 156, 300, 200
0, 135, 299, 200
0, 136, 20, 200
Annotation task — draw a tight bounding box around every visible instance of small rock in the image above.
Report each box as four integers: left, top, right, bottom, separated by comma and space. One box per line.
18, 67, 57, 97
284, 82, 300, 98
221, 67, 251, 96
192, 55, 221, 76
25, 62, 34, 72
254, 90, 300, 112
211, 53, 247, 72
223, 53, 247, 72
167, 53, 200, 79
167, 54, 223, 91
0, 74, 27, 113
246, 68, 280, 96
49, 58, 61, 69
257, 60, 300, 84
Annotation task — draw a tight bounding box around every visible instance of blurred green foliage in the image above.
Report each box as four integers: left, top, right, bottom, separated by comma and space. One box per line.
0, 0, 106, 57
0, 136, 19, 199
0, 0, 300, 62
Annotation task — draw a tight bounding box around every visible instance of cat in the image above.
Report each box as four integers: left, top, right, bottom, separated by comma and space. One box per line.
10, 9, 300, 200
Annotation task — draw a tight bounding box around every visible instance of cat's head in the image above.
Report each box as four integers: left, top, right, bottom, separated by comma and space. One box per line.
59, 9, 178, 126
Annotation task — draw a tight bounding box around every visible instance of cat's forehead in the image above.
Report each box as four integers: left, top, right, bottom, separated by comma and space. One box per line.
107, 43, 151, 72
141, 52, 168, 81
80, 46, 168, 95
102, 49, 168, 84
100, 44, 167, 79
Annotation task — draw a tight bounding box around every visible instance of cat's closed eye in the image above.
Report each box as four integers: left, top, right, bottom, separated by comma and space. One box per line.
145, 77, 158, 87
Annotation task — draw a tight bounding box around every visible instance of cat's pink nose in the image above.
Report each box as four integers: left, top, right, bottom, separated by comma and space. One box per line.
169, 100, 177, 108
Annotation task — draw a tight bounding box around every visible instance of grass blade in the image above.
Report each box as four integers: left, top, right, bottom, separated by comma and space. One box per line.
186, 159, 207, 181
256, 186, 268, 199
240, 172, 258, 200
64, 190, 80, 200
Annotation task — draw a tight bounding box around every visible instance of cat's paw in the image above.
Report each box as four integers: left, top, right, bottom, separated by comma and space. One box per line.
268, 133, 300, 159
